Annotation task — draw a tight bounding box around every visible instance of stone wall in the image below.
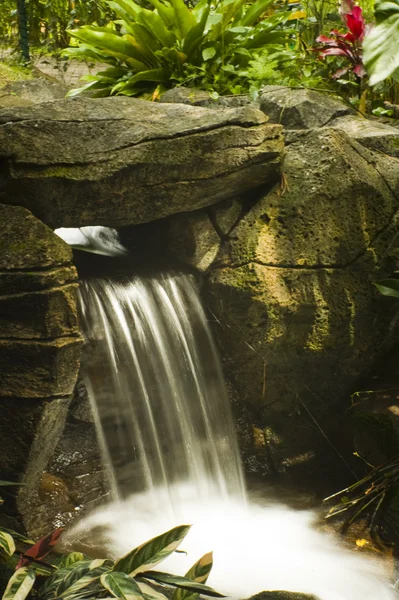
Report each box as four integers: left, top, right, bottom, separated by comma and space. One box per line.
0, 204, 83, 529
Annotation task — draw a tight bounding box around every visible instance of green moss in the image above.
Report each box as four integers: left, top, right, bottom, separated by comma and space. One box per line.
0, 63, 34, 88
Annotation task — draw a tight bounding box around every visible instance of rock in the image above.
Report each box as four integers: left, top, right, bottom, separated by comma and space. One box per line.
160, 87, 254, 109
197, 120, 399, 475
165, 210, 221, 272
221, 128, 398, 269
0, 204, 72, 269
0, 395, 71, 525
0, 97, 284, 228
331, 115, 399, 158
0, 265, 77, 295
0, 203, 83, 533
259, 87, 353, 129
0, 284, 79, 339
0, 337, 83, 398
0, 79, 68, 109
210, 197, 246, 237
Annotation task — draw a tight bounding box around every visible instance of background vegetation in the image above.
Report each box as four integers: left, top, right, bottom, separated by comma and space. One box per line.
0, 0, 398, 112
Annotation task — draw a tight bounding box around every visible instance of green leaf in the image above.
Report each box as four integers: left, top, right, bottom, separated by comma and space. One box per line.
202, 47, 216, 61
139, 571, 224, 597
67, 27, 148, 67
37, 560, 91, 598
2, 568, 35, 600
363, 0, 399, 85
56, 559, 109, 597
171, 551, 213, 600
374, 279, 399, 298
241, 0, 275, 26
0, 481, 24, 487
183, 6, 210, 56
138, 581, 169, 600
101, 571, 145, 600
0, 528, 34, 546
169, 0, 198, 38
113, 525, 191, 577
0, 531, 16, 556
144, 0, 175, 30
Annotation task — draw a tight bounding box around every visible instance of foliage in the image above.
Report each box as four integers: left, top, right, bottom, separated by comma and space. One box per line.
374, 278, 399, 299
64, 0, 295, 98
324, 455, 399, 537
314, 0, 366, 81
0, 523, 222, 600
363, 0, 399, 85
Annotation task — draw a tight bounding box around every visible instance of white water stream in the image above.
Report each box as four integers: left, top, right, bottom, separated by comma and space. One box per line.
65, 256, 397, 600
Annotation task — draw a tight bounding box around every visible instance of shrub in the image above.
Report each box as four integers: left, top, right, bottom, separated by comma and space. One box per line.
64, 0, 295, 98
0, 523, 222, 600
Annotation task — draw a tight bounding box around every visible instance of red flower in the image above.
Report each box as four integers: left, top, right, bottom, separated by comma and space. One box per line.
315, 2, 367, 80
344, 5, 366, 41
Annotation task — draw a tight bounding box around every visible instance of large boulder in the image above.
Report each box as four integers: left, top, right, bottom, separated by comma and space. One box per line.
0, 97, 284, 228
0, 79, 69, 109
0, 204, 83, 535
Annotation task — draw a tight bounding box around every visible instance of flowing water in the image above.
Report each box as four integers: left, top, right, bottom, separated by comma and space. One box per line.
78, 273, 245, 507
66, 250, 397, 600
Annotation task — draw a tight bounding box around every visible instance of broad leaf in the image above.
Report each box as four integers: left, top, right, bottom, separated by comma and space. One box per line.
37, 560, 91, 599
363, 0, 399, 84
57, 553, 88, 569
2, 568, 35, 600
113, 524, 191, 576
101, 571, 145, 600
0, 528, 34, 546
241, 0, 275, 26
58, 563, 109, 600
56, 559, 110, 597
374, 279, 399, 298
139, 571, 224, 597
0, 532, 16, 557
202, 47, 216, 61
138, 581, 169, 600
171, 552, 213, 600
169, 0, 197, 38
16, 528, 63, 569
67, 28, 148, 67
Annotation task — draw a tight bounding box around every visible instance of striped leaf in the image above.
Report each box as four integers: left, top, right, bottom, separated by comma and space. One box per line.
57, 553, 88, 568
56, 560, 109, 597
0, 528, 34, 546
138, 581, 169, 600
139, 571, 224, 597
113, 524, 191, 576
101, 571, 145, 600
0, 532, 16, 557
2, 568, 35, 600
171, 552, 213, 600
38, 560, 91, 599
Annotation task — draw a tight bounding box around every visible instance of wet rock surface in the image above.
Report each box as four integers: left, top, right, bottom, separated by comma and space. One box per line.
0, 203, 83, 534
0, 79, 69, 109
0, 97, 284, 228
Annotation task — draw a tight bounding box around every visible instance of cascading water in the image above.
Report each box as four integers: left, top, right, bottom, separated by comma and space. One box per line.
77, 273, 245, 507
62, 228, 397, 600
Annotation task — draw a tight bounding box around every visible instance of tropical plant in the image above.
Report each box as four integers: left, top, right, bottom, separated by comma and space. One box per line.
314, 0, 367, 81
0, 523, 222, 600
324, 455, 399, 538
363, 0, 399, 85
64, 0, 294, 98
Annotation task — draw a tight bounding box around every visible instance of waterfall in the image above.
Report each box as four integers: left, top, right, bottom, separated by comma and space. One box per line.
78, 273, 246, 509
62, 241, 396, 600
